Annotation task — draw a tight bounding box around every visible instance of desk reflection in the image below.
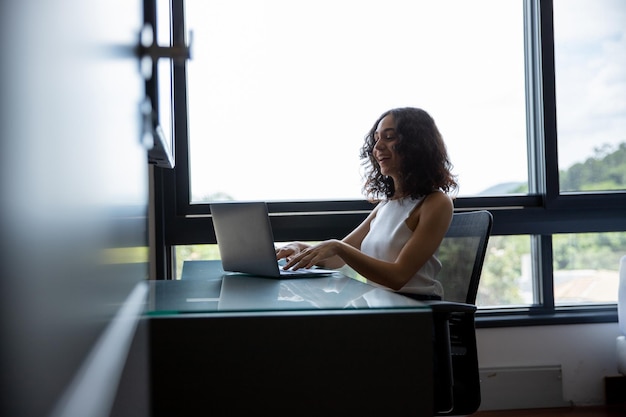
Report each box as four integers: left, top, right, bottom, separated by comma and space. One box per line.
218, 274, 422, 311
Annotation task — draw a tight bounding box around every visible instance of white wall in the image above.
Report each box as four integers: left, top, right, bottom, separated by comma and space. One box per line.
476, 322, 622, 407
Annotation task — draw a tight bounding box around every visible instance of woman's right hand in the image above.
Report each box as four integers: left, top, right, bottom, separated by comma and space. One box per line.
275, 242, 308, 262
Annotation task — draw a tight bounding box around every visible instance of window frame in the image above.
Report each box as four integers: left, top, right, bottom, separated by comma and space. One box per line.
153, 0, 626, 327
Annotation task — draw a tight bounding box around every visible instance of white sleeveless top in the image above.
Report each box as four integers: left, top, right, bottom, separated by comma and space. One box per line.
360, 197, 443, 298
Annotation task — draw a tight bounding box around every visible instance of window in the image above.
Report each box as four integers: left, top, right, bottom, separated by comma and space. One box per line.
553, 0, 626, 193
476, 235, 533, 307
146, 0, 176, 168
155, 0, 626, 326
553, 232, 625, 305
185, 0, 527, 202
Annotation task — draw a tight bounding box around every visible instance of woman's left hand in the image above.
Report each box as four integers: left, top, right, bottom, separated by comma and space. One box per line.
283, 239, 341, 270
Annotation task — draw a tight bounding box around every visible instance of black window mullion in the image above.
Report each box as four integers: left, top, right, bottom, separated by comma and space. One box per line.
524, 0, 546, 197
538, 0, 561, 208
171, 0, 191, 217
525, 0, 556, 311
536, 234, 555, 311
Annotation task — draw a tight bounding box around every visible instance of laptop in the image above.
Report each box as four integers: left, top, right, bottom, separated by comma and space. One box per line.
210, 202, 335, 278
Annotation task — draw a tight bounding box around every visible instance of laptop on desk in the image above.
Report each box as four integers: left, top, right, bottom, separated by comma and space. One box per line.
209, 201, 334, 278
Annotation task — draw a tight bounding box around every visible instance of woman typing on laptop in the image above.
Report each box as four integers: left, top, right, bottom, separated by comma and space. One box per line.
275, 107, 458, 300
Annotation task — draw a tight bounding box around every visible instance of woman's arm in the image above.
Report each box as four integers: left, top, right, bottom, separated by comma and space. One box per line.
276, 205, 380, 269
317, 206, 380, 269
284, 192, 453, 291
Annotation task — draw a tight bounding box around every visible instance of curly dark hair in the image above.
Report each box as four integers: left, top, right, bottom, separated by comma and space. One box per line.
360, 107, 458, 200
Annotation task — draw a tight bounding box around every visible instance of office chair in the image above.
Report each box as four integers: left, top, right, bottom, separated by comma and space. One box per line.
427, 210, 493, 415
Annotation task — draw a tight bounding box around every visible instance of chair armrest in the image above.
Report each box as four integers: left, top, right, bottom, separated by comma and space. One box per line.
423, 300, 477, 315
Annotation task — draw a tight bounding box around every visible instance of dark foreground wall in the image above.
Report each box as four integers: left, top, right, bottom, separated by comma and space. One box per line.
0, 1, 150, 416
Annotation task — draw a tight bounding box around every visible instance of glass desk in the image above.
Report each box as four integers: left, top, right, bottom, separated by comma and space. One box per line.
147, 261, 434, 417
147, 270, 426, 315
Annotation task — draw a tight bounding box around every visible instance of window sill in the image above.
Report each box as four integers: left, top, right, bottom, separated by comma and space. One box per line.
476, 305, 618, 328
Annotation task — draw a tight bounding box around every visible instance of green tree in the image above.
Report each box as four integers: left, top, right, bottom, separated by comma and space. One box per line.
560, 142, 626, 191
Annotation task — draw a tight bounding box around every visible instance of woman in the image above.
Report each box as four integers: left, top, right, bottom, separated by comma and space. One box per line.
276, 107, 458, 299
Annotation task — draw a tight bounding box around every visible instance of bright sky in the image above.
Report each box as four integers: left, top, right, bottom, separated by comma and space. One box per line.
553, 0, 626, 169
178, 0, 625, 201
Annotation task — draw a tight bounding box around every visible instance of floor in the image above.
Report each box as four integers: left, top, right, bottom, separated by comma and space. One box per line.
473, 405, 625, 417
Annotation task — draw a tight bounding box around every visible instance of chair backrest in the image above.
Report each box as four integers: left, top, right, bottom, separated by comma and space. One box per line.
436, 210, 493, 304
